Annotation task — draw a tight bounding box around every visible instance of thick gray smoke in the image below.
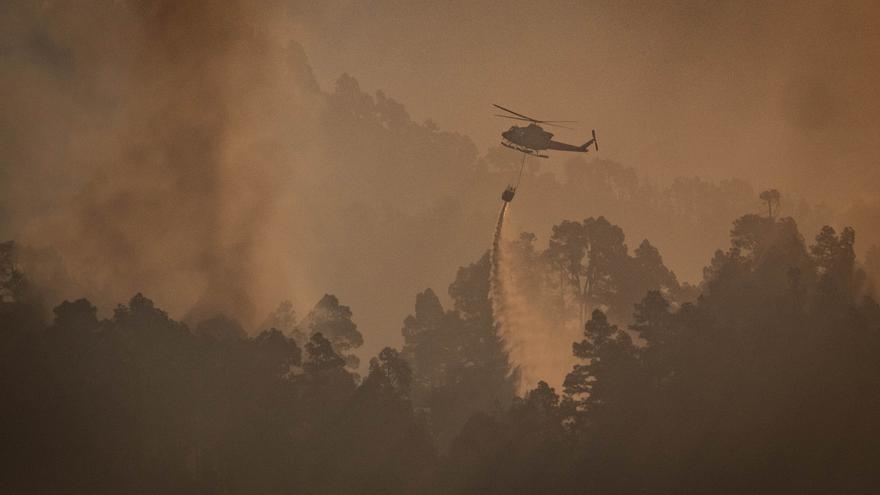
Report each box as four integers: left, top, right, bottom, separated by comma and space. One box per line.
1, 0, 323, 325
1, 0, 501, 360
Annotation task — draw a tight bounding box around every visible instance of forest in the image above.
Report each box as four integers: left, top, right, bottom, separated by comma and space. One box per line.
3, 206, 879, 494
3, 2, 880, 493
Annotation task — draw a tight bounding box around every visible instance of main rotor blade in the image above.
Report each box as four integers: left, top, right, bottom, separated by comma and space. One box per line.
492, 104, 539, 122
542, 122, 574, 130
494, 114, 534, 122
495, 114, 574, 129
492, 104, 578, 127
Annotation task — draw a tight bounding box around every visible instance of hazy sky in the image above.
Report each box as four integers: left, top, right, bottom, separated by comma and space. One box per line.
296, 0, 880, 200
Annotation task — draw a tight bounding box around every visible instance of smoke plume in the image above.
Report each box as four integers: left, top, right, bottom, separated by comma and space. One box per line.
1, 1, 331, 327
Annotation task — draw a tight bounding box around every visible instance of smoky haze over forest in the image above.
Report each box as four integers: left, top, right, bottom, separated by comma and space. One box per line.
298, 0, 880, 199
3, 1, 880, 494
2, 0, 880, 359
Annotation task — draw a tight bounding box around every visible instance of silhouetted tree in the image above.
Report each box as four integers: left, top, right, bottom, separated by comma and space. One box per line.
0, 241, 26, 303
302, 294, 363, 369
443, 381, 574, 495
543, 216, 679, 325
259, 299, 305, 343
403, 259, 515, 449
760, 188, 781, 218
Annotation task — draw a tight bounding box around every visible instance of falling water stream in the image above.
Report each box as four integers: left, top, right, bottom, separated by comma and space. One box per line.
489, 154, 579, 394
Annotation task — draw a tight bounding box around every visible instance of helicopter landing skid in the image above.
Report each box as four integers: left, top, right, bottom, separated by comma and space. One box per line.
501, 141, 548, 159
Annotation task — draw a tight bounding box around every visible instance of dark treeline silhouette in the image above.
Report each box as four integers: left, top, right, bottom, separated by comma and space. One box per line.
444, 215, 880, 494
3, 205, 880, 493
1, 263, 433, 494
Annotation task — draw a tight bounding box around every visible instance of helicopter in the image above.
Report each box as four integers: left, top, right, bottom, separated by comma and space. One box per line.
494, 104, 598, 159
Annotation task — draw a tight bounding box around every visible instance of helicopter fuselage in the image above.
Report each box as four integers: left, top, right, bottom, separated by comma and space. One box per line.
502, 124, 553, 151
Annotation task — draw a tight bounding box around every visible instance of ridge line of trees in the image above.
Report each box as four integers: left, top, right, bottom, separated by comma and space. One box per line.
2, 201, 879, 493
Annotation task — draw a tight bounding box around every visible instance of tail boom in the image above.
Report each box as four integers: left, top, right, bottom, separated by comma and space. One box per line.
548, 130, 598, 153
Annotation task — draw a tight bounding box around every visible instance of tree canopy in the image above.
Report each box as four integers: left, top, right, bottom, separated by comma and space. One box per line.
2, 207, 879, 494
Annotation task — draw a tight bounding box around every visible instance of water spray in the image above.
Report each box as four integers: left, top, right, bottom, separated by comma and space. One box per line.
490, 153, 580, 394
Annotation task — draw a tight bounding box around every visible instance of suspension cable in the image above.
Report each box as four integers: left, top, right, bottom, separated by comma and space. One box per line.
515, 152, 527, 188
